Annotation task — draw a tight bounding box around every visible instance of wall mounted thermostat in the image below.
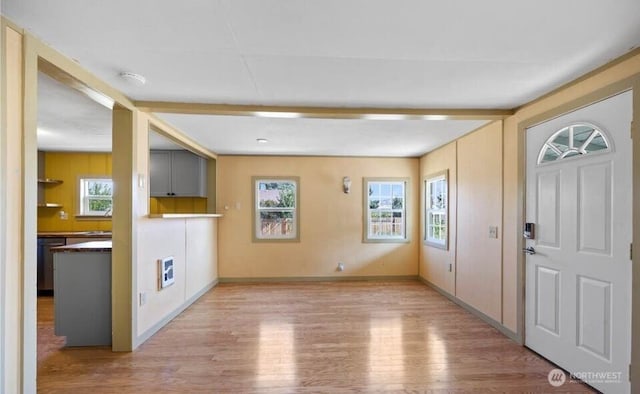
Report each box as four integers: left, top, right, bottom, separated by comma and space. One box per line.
523, 223, 535, 239
158, 256, 175, 289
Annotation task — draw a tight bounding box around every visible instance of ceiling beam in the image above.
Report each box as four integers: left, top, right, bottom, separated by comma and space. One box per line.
39, 58, 116, 110
135, 101, 513, 121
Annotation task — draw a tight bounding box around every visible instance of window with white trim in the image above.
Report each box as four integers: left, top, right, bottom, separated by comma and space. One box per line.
364, 178, 407, 242
253, 177, 299, 241
425, 171, 448, 249
79, 178, 113, 216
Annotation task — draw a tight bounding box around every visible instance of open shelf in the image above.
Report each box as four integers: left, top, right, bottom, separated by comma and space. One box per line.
38, 178, 63, 184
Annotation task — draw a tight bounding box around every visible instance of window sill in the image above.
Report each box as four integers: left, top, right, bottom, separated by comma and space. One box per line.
424, 240, 448, 250
363, 238, 410, 244
75, 215, 112, 221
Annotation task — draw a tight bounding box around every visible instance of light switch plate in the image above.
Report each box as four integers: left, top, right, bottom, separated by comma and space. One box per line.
489, 226, 499, 239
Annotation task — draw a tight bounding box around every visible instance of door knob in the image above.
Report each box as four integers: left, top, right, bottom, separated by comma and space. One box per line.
523, 246, 536, 255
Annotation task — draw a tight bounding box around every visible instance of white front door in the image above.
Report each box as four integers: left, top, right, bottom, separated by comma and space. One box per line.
525, 90, 633, 394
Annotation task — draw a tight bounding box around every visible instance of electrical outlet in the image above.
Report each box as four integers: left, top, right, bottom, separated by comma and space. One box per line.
139, 292, 147, 306
489, 226, 499, 239
59, 210, 68, 220
337, 262, 345, 272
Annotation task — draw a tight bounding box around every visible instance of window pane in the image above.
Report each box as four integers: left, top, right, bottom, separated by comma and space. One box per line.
392, 184, 403, 198
551, 128, 570, 152
586, 134, 607, 152
392, 196, 403, 209
380, 197, 393, 209
258, 181, 296, 208
541, 146, 560, 163
368, 183, 380, 198
258, 211, 295, 238
429, 179, 446, 209
87, 180, 112, 196
573, 125, 595, 145
369, 211, 403, 237
380, 183, 391, 197
89, 199, 112, 212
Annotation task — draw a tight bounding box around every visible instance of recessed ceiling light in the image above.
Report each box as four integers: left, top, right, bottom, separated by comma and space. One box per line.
362, 114, 408, 121
119, 71, 147, 86
256, 138, 269, 144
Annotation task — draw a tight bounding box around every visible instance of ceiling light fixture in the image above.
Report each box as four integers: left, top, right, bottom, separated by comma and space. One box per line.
119, 71, 147, 86
362, 114, 408, 121
256, 138, 269, 144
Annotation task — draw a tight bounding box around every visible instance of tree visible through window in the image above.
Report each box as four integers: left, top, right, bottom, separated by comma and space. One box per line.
364, 179, 407, 242
80, 178, 113, 216
254, 178, 299, 241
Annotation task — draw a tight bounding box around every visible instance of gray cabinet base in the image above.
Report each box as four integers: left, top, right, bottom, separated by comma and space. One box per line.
54, 251, 112, 346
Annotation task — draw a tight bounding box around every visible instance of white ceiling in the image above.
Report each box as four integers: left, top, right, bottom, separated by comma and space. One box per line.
37, 73, 112, 152
11, 0, 640, 155
156, 113, 489, 156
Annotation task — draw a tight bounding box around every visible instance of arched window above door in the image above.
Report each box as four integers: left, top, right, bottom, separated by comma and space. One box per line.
537, 123, 610, 164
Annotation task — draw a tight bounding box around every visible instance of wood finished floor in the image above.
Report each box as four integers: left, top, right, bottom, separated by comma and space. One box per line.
37, 281, 595, 393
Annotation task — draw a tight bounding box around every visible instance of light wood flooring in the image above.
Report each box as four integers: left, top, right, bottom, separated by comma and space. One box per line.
37, 281, 595, 393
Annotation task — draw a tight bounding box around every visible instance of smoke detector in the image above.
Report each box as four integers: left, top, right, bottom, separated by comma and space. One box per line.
119, 71, 146, 86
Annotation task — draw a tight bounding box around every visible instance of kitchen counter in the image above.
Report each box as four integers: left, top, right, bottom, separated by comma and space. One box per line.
38, 231, 111, 238
52, 240, 112, 252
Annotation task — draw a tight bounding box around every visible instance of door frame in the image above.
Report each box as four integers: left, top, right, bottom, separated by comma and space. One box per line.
516, 76, 640, 389
19, 29, 138, 393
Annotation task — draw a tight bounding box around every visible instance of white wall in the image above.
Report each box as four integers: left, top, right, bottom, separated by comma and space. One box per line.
132, 113, 218, 342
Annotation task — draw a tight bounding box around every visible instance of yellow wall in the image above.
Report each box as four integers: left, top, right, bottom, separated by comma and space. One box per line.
37, 151, 207, 231
217, 155, 420, 278
149, 197, 207, 214
456, 121, 503, 322
37, 152, 113, 231
419, 122, 504, 325
419, 141, 457, 295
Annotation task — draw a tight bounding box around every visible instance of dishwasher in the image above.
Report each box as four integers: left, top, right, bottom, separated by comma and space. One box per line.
37, 237, 65, 294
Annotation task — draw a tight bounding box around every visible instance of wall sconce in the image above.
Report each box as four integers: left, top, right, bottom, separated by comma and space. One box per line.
343, 176, 351, 194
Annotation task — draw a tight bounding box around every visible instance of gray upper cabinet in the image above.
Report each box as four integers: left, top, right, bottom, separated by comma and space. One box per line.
150, 150, 207, 197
